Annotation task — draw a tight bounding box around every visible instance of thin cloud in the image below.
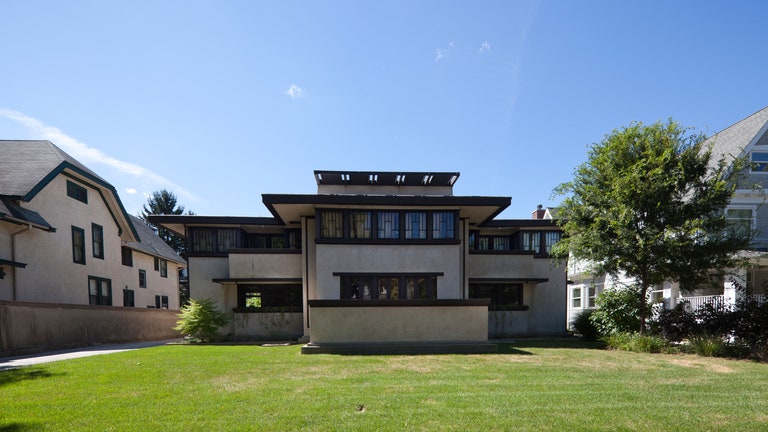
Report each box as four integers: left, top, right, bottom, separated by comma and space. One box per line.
0, 108, 199, 211
286, 84, 304, 99
435, 48, 447, 62
479, 41, 491, 53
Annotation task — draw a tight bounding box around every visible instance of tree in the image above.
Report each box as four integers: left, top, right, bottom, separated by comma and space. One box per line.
141, 189, 191, 259
552, 120, 753, 334
174, 298, 231, 342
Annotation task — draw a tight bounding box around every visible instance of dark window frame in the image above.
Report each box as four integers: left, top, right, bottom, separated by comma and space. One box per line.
123, 289, 135, 307
337, 273, 440, 300
469, 282, 524, 311
139, 269, 147, 288
72, 226, 86, 265
317, 209, 459, 244
159, 259, 168, 278
188, 227, 302, 256
91, 223, 104, 259
66, 180, 88, 204
88, 276, 112, 306
121, 246, 133, 267
236, 284, 303, 312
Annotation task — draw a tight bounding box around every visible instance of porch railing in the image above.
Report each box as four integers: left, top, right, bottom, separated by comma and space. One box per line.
681, 295, 725, 313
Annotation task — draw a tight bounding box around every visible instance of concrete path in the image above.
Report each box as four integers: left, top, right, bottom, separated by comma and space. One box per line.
0, 340, 179, 371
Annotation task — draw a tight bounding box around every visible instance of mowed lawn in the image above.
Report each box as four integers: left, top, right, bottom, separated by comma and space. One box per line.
2, 340, 768, 431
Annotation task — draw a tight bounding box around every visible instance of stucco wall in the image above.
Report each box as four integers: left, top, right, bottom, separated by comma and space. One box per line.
228, 253, 302, 279
308, 301, 488, 343
0, 301, 180, 356
188, 256, 232, 307
232, 312, 304, 340
314, 243, 462, 299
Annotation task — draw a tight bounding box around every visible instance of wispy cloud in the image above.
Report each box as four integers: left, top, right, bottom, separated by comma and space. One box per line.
435, 48, 447, 62
285, 84, 304, 99
479, 41, 491, 53
0, 108, 199, 213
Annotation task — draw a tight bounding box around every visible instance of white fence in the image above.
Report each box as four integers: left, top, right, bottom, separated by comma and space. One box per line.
680, 294, 766, 312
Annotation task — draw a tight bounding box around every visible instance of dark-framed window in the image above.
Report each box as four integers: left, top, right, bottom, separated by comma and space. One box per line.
72, 226, 86, 264
318, 209, 458, 243
139, 269, 147, 288
124, 289, 135, 307
160, 259, 168, 278
377, 211, 400, 239
469, 283, 523, 311
339, 274, 439, 300
154, 257, 159, 271
66, 180, 88, 203
236, 284, 302, 311
155, 295, 168, 309
121, 246, 133, 267
751, 151, 768, 172
522, 231, 541, 253
88, 276, 112, 306
189, 227, 301, 255
91, 223, 104, 259
404, 212, 427, 239
544, 231, 561, 253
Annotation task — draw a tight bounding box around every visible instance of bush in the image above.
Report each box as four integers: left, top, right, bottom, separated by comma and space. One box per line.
601, 332, 670, 353
688, 334, 724, 357
571, 309, 600, 341
590, 288, 651, 335
174, 298, 231, 342
652, 302, 698, 342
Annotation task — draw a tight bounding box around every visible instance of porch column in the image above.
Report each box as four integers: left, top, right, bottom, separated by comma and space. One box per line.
724, 269, 746, 307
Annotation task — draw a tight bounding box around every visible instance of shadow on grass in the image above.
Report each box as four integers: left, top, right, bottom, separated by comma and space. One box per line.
498, 338, 605, 351
0, 422, 41, 432
0, 367, 58, 387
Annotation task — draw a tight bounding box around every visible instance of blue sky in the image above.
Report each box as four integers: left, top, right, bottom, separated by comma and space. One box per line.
2, 1, 767, 218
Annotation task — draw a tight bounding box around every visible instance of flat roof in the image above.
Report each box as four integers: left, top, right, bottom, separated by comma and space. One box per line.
314, 170, 460, 187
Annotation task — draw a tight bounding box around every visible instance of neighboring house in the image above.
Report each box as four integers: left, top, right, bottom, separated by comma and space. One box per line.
0, 140, 185, 309
567, 106, 768, 327
151, 170, 567, 353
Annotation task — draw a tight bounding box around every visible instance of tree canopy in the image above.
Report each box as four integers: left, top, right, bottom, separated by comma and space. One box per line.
552, 120, 753, 333
140, 189, 192, 259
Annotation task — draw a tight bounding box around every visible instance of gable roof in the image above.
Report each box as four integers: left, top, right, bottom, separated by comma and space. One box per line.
0, 140, 139, 241
124, 215, 186, 266
704, 106, 768, 170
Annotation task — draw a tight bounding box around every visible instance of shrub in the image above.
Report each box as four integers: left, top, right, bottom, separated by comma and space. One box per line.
174, 298, 231, 342
590, 288, 651, 335
571, 309, 600, 341
688, 334, 724, 357
652, 302, 698, 342
601, 332, 670, 353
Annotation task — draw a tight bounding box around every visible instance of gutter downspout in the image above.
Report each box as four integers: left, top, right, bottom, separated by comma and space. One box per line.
11, 224, 32, 301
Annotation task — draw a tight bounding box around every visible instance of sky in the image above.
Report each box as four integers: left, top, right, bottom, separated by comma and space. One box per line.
2, 1, 768, 219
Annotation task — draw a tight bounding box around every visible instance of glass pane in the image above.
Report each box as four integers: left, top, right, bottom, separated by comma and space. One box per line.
405, 212, 426, 239
432, 212, 455, 239
320, 210, 344, 238
350, 211, 372, 239
377, 212, 400, 239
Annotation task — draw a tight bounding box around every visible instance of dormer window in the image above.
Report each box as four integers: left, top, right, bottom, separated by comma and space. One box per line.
66, 180, 88, 203
751, 151, 768, 172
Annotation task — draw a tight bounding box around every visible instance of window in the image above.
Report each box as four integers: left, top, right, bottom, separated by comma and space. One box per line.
432, 212, 455, 239
349, 211, 372, 239
752, 151, 768, 172
404, 212, 427, 239
237, 284, 302, 311
587, 286, 597, 308
88, 277, 112, 306
377, 211, 400, 239
216, 228, 241, 252
339, 274, 438, 300
492, 237, 509, 250
726, 207, 754, 237
91, 224, 104, 259
139, 270, 147, 288
66, 180, 88, 203
190, 228, 215, 253
154, 257, 159, 271
72, 226, 85, 264
121, 246, 133, 267
154, 295, 169, 309
160, 259, 168, 278
123, 289, 135, 307
319, 210, 344, 239
522, 231, 541, 253
469, 283, 523, 310
572, 287, 582, 308
544, 231, 561, 254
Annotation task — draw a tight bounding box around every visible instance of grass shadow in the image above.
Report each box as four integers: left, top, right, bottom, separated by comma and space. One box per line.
0, 367, 58, 387
0, 422, 42, 432
500, 338, 605, 351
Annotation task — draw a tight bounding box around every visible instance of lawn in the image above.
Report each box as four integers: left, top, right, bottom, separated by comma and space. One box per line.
2, 339, 768, 431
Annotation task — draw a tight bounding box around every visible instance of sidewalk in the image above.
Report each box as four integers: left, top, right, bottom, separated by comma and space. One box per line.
0, 339, 179, 371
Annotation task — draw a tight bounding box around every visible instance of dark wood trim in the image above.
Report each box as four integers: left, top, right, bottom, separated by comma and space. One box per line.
212, 278, 303, 284
469, 278, 549, 284
308, 299, 490, 307
333, 272, 444, 277
228, 248, 302, 254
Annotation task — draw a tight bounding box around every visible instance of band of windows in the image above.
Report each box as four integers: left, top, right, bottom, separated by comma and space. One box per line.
318, 209, 457, 242
339, 274, 439, 300
469, 230, 561, 255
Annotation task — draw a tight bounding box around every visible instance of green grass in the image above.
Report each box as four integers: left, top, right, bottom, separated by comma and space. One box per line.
2, 339, 768, 431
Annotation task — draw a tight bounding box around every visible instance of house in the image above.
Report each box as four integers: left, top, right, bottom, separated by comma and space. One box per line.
567, 106, 768, 326
150, 170, 567, 354
0, 140, 185, 354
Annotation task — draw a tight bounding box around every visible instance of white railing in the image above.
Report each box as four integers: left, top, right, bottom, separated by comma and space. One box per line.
680, 295, 726, 312
749, 294, 766, 305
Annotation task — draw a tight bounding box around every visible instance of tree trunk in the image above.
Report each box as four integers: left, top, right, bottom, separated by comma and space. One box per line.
638, 283, 649, 335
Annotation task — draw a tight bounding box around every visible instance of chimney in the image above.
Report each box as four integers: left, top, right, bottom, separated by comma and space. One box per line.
532, 204, 546, 220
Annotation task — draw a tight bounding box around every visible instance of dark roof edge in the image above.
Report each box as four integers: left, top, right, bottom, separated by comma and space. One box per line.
148, 215, 282, 226
484, 219, 559, 228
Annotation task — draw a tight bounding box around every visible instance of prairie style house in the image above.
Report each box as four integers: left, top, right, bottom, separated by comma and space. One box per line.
151, 170, 566, 353
0, 140, 185, 309
567, 106, 768, 325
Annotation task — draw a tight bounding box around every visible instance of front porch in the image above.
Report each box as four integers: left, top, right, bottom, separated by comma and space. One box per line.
675, 294, 767, 312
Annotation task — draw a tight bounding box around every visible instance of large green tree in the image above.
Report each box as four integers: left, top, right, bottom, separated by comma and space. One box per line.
552, 120, 753, 333
141, 189, 191, 259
